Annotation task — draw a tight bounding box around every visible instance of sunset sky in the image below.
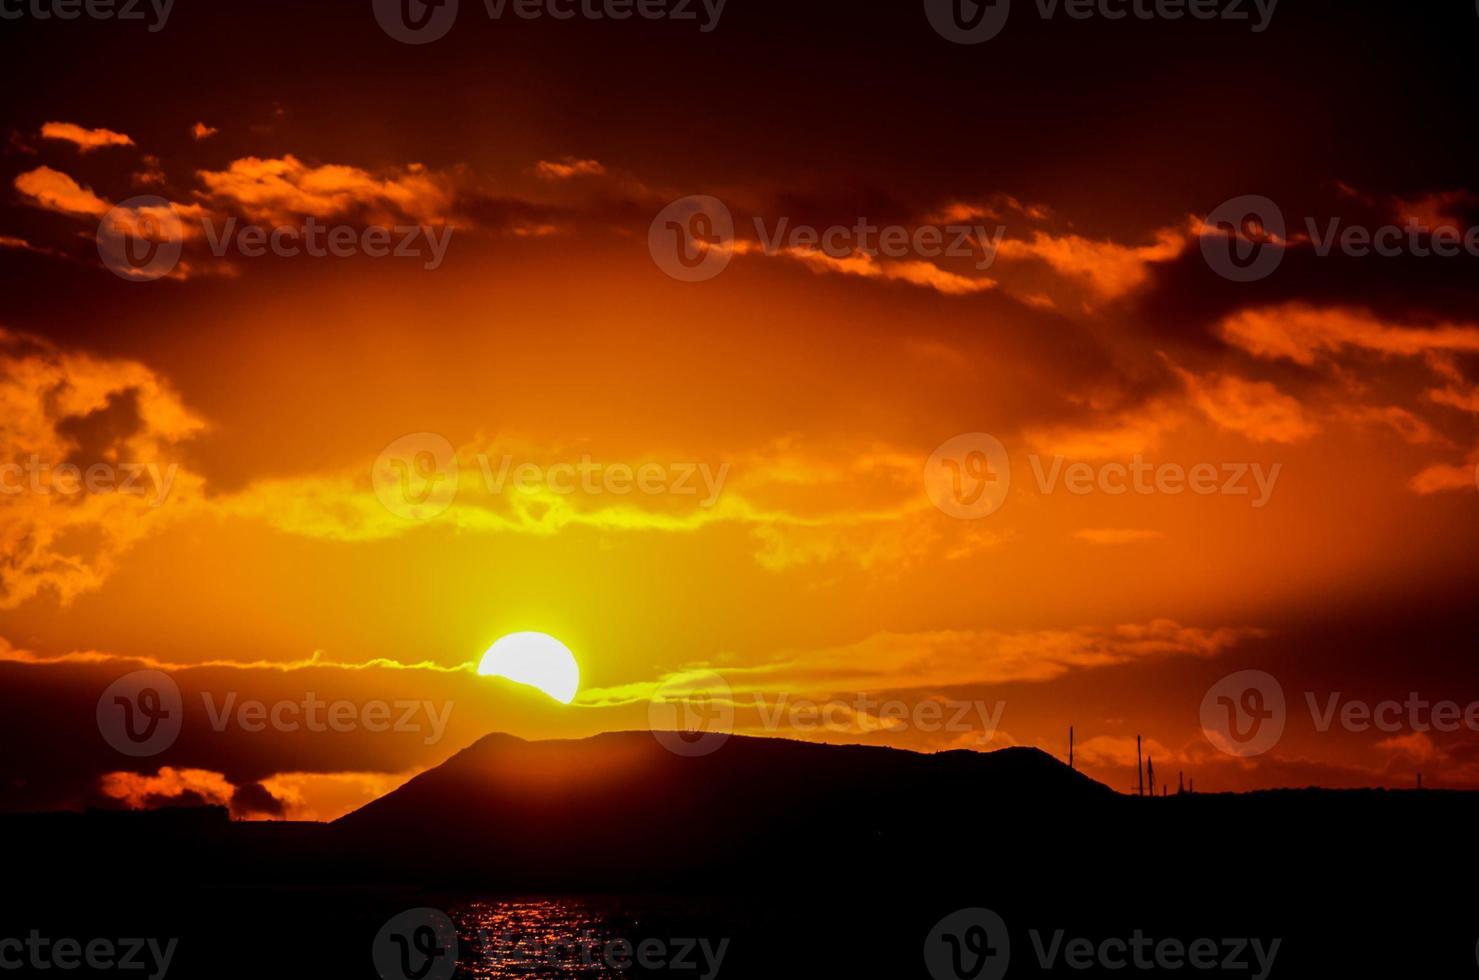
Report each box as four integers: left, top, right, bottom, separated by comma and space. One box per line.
2, 0, 1478, 820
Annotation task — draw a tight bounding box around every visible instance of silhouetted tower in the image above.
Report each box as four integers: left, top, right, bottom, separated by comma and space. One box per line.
1137, 736, 1144, 797
1178, 771, 1184, 795
1147, 756, 1155, 800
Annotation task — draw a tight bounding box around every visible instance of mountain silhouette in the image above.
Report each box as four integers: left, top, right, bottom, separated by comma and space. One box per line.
332, 731, 1112, 886
7, 731, 1479, 976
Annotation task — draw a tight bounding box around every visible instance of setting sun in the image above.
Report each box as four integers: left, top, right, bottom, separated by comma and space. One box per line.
4, 2, 1478, 975
477, 632, 580, 705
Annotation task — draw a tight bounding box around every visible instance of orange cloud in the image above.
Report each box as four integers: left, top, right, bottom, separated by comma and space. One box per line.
99, 768, 235, 809
191, 121, 219, 141
730, 240, 995, 296
1429, 387, 1479, 413
132, 153, 167, 188
39, 121, 134, 153
197, 155, 456, 224
0, 640, 473, 674
1076, 735, 1177, 769
1337, 405, 1444, 445
12, 170, 207, 254
98, 766, 398, 820
0, 234, 65, 260
1221, 305, 1479, 365
995, 226, 1187, 299
1375, 731, 1439, 762
926, 195, 1051, 223
1409, 457, 1478, 495
779, 247, 996, 296
258, 770, 420, 821
0, 330, 207, 607
585, 620, 1265, 705
1026, 399, 1182, 458
14, 166, 110, 217
1391, 190, 1474, 230
533, 157, 606, 179
222, 434, 972, 575
1174, 367, 1319, 444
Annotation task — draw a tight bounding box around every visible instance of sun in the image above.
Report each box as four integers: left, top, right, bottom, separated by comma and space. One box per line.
477, 632, 580, 704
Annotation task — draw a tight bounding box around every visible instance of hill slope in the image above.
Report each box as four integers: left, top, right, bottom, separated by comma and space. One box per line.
331, 730, 1113, 885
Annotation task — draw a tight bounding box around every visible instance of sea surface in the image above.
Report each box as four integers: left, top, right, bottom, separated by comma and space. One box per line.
452, 898, 721, 978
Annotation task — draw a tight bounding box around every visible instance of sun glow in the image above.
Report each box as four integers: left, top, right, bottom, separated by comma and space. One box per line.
477, 632, 580, 705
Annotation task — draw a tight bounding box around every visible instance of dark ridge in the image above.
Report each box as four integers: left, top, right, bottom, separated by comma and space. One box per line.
329, 730, 1111, 888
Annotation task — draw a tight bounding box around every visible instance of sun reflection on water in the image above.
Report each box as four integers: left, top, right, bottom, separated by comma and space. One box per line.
454, 899, 640, 977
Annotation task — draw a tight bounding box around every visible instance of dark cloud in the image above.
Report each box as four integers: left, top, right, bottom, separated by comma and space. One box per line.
55, 388, 145, 469
229, 781, 287, 819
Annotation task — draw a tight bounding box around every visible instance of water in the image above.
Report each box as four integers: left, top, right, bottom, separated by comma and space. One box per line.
453, 899, 651, 978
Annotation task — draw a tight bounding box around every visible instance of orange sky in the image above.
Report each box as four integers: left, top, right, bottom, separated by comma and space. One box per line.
3, 0, 1479, 819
